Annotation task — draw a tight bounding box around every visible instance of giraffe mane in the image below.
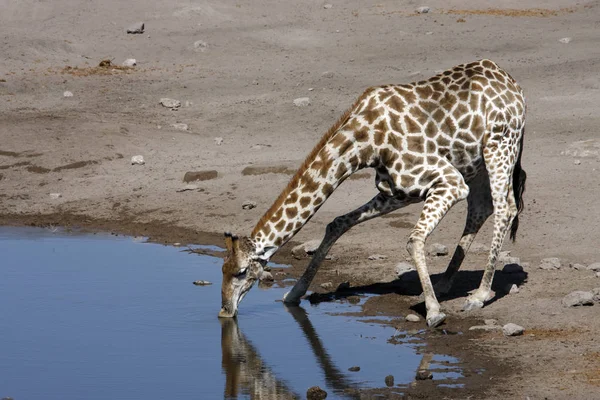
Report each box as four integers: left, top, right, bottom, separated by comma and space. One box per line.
251, 89, 372, 238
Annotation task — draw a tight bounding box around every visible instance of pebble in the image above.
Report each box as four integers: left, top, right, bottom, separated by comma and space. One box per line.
574, 159, 581, 165
502, 323, 524, 336
395, 262, 415, 277
484, 319, 498, 326
259, 271, 274, 282
293, 97, 310, 107
539, 257, 562, 270
347, 296, 360, 304
427, 243, 448, 256
307, 386, 328, 400
384, 375, 394, 387
321, 71, 334, 78
405, 314, 420, 322
63, 91, 73, 97
502, 264, 524, 274
214, 137, 224, 145
122, 58, 137, 67
49, 193, 62, 199
242, 200, 257, 210
416, 6, 431, 14
587, 263, 600, 272
323, 4, 333, 9
597, 272, 600, 278
193, 40, 208, 52
415, 370, 433, 380
126, 22, 145, 34
160, 98, 181, 109
183, 170, 218, 182
469, 325, 501, 331
368, 254, 387, 261
171, 123, 189, 131
291, 240, 321, 258
320, 282, 333, 290
559, 37, 572, 44
176, 184, 199, 192
592, 287, 600, 302
562, 290, 594, 307
131, 155, 145, 165
192, 280, 212, 286
348, 366, 360, 372
570, 263, 587, 271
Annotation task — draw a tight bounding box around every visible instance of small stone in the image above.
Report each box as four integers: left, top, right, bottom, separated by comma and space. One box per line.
126, 22, 145, 34
193, 280, 212, 286
587, 263, 600, 272
395, 262, 415, 277
49, 193, 62, 199
469, 325, 501, 331
348, 366, 360, 372
122, 58, 136, 67
425, 31, 433, 35
183, 170, 218, 182
323, 4, 333, 9
131, 155, 145, 165
507, 284, 520, 294
259, 271, 274, 282
502, 264, 524, 274
321, 71, 334, 78
384, 375, 394, 387
308, 87, 314, 91
427, 243, 448, 256
307, 386, 327, 400
347, 296, 361, 304
63, 90, 73, 97
416, 6, 431, 14
405, 314, 420, 322
320, 282, 333, 290
470, 242, 488, 254
562, 291, 594, 307
171, 123, 189, 131
193, 40, 208, 52
502, 323, 524, 336
214, 137, 224, 145
574, 159, 581, 165
591, 287, 600, 302
291, 240, 321, 258
570, 263, 587, 271
293, 97, 310, 107
597, 272, 600, 278
176, 184, 199, 192
415, 370, 433, 380
484, 319, 498, 326
368, 254, 387, 261
242, 200, 257, 210
559, 37, 572, 44
539, 257, 562, 270
160, 98, 181, 109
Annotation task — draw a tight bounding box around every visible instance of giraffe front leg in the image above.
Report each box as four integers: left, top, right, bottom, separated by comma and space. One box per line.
283, 193, 407, 304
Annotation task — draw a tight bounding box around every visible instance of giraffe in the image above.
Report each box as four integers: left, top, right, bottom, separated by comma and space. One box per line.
219, 59, 527, 328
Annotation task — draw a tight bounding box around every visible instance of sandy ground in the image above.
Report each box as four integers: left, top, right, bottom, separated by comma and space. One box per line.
2, 0, 600, 398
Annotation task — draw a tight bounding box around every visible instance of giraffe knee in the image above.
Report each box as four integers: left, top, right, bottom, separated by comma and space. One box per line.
406, 236, 424, 255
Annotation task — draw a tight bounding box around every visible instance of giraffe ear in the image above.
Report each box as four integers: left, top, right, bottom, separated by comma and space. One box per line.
224, 232, 234, 253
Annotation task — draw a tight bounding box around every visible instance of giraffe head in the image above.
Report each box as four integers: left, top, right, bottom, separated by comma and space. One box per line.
218, 233, 264, 318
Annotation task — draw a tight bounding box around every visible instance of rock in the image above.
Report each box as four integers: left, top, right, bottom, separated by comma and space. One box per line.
347, 296, 360, 304
539, 257, 562, 270
214, 137, 224, 145
242, 200, 257, 210
160, 98, 181, 109
502, 264, 524, 274
597, 272, 600, 278
416, 6, 431, 14
323, 4, 333, 9
131, 155, 145, 165
368, 254, 387, 261
469, 325, 501, 331
291, 240, 321, 258
307, 386, 327, 400
321, 71, 334, 78
570, 263, 587, 271
470, 242, 488, 254
193, 280, 212, 286
574, 159, 581, 165
63, 90, 73, 97
183, 170, 218, 182
562, 291, 594, 307
193, 40, 208, 52
122, 58, 137, 67
384, 375, 394, 387
427, 243, 448, 256
591, 287, 600, 302
484, 319, 498, 326
559, 37, 572, 44
502, 323, 524, 336
395, 262, 415, 277
587, 263, 600, 272
565, 139, 600, 159
506, 284, 520, 294
259, 271, 274, 282
405, 314, 420, 322
320, 282, 333, 290
293, 97, 310, 107
348, 366, 360, 372
126, 22, 145, 34
416, 370, 433, 380
176, 184, 199, 192
171, 123, 189, 131
49, 193, 62, 199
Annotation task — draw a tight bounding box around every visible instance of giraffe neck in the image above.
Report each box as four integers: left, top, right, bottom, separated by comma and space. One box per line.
250, 111, 374, 260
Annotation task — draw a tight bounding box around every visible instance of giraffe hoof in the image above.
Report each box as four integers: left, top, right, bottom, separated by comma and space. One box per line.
462, 298, 484, 311
282, 291, 301, 305
426, 312, 446, 328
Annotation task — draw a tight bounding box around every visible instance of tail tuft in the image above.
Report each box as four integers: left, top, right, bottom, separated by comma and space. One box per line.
510, 128, 526, 242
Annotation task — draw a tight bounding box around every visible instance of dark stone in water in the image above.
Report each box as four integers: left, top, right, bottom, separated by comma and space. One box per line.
192, 280, 212, 286
385, 374, 394, 386
307, 386, 327, 399
348, 365, 360, 372
347, 296, 360, 304
415, 369, 433, 380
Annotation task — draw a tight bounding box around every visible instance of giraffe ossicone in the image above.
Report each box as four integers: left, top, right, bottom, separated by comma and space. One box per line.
219, 59, 527, 328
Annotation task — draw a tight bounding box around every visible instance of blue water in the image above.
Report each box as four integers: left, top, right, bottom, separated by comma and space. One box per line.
0, 227, 464, 400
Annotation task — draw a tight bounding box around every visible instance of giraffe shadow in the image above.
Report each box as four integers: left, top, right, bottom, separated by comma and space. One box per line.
306, 270, 528, 318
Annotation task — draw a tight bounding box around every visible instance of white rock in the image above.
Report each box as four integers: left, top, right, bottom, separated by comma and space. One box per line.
193, 40, 208, 52
320, 282, 333, 290
321, 71, 334, 78
242, 200, 257, 210
416, 6, 431, 14
562, 291, 594, 307
293, 97, 311, 107
291, 240, 321, 258
503, 323, 524, 336
63, 91, 73, 97
323, 4, 333, 9
591, 287, 600, 302
574, 159, 581, 165
395, 262, 415, 277
502, 264, 524, 274
405, 314, 420, 322
368, 254, 388, 261
49, 193, 62, 199
171, 123, 189, 131
587, 263, 600, 272
176, 184, 199, 192
565, 139, 600, 159
425, 31, 433, 35
427, 243, 448, 256
126, 22, 145, 34
214, 137, 224, 145
539, 257, 562, 270
160, 98, 181, 109
122, 58, 137, 67
131, 155, 145, 165
193, 280, 212, 286
559, 37, 572, 44
597, 272, 600, 278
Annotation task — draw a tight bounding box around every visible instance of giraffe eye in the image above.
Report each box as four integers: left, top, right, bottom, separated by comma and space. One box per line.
234, 269, 247, 278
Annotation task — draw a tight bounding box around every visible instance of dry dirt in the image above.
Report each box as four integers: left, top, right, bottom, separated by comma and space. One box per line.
2, 0, 600, 398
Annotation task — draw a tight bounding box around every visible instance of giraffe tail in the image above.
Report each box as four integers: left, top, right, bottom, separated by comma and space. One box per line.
510, 127, 526, 242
